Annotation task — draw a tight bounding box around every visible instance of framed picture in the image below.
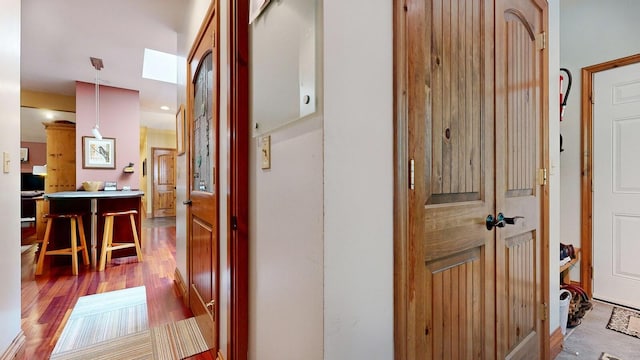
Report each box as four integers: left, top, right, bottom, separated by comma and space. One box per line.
176, 104, 186, 155
20, 147, 29, 162
82, 136, 116, 169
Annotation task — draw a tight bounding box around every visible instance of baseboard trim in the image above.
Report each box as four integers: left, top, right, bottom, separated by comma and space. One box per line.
550, 326, 563, 359
174, 268, 188, 306
0, 330, 25, 360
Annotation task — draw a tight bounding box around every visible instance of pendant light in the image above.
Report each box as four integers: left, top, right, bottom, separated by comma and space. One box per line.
90, 57, 104, 140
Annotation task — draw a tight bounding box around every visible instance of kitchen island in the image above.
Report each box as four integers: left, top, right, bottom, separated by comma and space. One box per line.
44, 191, 144, 268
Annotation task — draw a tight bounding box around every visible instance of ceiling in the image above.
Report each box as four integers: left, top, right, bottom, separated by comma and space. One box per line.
20, 0, 189, 140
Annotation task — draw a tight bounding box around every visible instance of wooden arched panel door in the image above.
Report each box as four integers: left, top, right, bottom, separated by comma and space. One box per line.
186, 4, 220, 352
495, 0, 547, 358
396, 0, 548, 358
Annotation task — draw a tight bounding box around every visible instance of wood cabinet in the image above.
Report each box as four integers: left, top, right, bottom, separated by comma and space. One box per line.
44, 122, 76, 193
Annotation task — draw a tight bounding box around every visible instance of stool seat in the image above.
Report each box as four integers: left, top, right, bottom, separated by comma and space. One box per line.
99, 209, 142, 271
36, 213, 89, 276
103, 210, 138, 217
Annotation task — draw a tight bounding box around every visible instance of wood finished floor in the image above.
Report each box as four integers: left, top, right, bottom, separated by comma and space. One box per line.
19, 217, 215, 359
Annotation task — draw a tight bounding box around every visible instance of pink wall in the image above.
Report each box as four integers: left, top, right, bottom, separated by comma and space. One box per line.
75, 81, 140, 190
20, 141, 46, 173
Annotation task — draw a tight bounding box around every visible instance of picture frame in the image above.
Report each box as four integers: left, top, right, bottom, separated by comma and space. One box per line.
20, 147, 29, 162
176, 104, 185, 155
82, 136, 116, 169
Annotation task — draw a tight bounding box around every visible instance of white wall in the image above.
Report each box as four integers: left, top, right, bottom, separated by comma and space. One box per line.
249, 118, 324, 360
0, 0, 24, 353
560, 0, 640, 281
249, 0, 324, 358
323, 0, 394, 359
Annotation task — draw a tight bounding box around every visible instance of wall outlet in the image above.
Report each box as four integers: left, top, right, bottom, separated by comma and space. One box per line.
261, 135, 271, 170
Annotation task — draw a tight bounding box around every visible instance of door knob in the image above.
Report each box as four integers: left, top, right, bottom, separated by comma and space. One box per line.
486, 214, 505, 230
183, 199, 192, 205
486, 213, 524, 230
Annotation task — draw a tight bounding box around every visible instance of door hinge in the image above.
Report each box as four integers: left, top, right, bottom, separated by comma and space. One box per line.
539, 302, 548, 321
409, 159, 415, 190
536, 32, 546, 50
537, 168, 548, 186
590, 265, 593, 279
231, 215, 238, 231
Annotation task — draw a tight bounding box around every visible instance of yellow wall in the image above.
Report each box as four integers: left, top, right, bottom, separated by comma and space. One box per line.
139, 127, 148, 214
21, 89, 75, 112
142, 127, 176, 216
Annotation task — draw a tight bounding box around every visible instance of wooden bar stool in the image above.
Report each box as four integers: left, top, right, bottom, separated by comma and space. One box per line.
98, 210, 143, 271
35, 213, 90, 276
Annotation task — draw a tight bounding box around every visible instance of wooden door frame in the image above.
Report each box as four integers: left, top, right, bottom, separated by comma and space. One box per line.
151, 147, 176, 218
393, 0, 550, 357
226, 0, 249, 358
392, 0, 409, 357
579, 53, 640, 297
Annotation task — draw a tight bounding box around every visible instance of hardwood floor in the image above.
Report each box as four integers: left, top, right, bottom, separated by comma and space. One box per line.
19, 217, 215, 359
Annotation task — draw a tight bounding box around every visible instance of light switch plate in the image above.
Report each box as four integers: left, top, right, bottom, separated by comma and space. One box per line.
3, 152, 9, 173
261, 135, 271, 169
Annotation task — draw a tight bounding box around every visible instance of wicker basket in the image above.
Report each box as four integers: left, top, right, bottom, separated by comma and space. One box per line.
82, 181, 103, 192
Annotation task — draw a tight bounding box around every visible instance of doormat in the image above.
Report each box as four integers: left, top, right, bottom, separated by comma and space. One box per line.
606, 306, 640, 339
600, 352, 622, 360
50, 286, 148, 356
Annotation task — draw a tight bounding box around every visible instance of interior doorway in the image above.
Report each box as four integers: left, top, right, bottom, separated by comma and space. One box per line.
151, 147, 176, 218
580, 53, 640, 303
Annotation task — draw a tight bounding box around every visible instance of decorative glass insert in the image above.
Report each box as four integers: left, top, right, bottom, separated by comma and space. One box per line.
192, 52, 214, 193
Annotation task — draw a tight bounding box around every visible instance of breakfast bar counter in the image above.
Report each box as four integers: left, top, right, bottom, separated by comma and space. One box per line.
44, 191, 144, 268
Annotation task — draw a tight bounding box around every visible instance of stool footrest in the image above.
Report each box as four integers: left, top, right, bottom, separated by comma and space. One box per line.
46, 247, 87, 256
108, 243, 137, 251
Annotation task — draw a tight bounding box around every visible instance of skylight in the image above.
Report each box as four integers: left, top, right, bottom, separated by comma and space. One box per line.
142, 48, 177, 84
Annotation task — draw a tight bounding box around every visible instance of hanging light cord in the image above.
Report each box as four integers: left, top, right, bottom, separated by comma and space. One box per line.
95, 67, 100, 131
90, 56, 103, 139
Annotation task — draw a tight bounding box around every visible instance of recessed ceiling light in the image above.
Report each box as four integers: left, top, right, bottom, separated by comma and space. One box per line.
160, 106, 170, 111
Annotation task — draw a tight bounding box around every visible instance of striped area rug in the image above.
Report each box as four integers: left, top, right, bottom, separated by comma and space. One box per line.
50, 286, 210, 360
151, 318, 210, 359
51, 286, 149, 355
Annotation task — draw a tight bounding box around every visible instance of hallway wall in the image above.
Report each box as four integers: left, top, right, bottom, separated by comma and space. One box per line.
0, 0, 24, 353
323, 0, 394, 358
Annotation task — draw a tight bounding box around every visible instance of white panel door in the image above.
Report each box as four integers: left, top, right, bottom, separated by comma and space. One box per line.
593, 61, 640, 309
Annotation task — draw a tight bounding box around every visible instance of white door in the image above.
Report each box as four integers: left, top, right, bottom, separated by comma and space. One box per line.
593, 61, 640, 309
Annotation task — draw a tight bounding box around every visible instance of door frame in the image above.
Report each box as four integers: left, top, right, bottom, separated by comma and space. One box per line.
579, 53, 640, 297
151, 147, 176, 218
392, 0, 409, 357
226, 0, 249, 358
393, 0, 550, 357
